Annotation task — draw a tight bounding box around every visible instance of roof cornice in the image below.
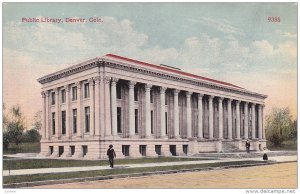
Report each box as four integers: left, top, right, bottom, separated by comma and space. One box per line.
37, 55, 267, 99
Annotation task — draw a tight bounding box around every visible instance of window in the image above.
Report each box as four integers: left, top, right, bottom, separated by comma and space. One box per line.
155, 145, 162, 155
151, 110, 154, 134
84, 83, 89, 98
49, 146, 54, 155
82, 145, 88, 157
170, 145, 176, 156
61, 111, 66, 135
73, 109, 77, 133
135, 109, 138, 134
134, 87, 138, 101
150, 90, 153, 103
117, 107, 122, 133
51, 92, 55, 105
61, 90, 66, 103
183, 145, 188, 155
139, 145, 146, 156
59, 146, 64, 157
70, 146, 75, 156
122, 145, 130, 156
72, 87, 77, 101
85, 107, 90, 133
52, 112, 55, 135
165, 112, 168, 134
117, 84, 122, 99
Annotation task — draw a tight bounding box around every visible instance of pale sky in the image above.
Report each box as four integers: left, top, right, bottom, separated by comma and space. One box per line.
3, 2, 297, 127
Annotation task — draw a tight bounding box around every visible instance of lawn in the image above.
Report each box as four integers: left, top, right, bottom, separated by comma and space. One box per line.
267, 140, 297, 151
4, 142, 40, 154
3, 160, 268, 185
3, 157, 214, 170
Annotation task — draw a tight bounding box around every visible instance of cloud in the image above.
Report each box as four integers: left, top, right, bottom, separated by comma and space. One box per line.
190, 17, 245, 36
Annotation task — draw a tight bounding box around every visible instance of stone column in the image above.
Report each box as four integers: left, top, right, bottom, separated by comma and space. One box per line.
244, 102, 249, 139
160, 87, 167, 138
227, 99, 233, 140
262, 105, 265, 139
128, 81, 136, 137
104, 76, 111, 137
186, 91, 192, 138
145, 84, 152, 138
208, 95, 214, 139
111, 78, 118, 137
76, 82, 82, 137
99, 76, 105, 137
65, 85, 71, 139
236, 100, 241, 139
218, 97, 224, 139
55, 88, 60, 139
173, 89, 180, 138
251, 103, 256, 139
258, 104, 263, 139
41, 92, 46, 140
89, 79, 95, 136
94, 76, 101, 136
197, 94, 203, 139
45, 91, 50, 140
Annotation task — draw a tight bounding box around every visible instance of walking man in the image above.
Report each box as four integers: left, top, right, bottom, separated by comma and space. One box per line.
245, 139, 250, 153
107, 144, 116, 168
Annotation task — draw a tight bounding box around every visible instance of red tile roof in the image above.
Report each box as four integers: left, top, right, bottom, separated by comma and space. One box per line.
104, 54, 243, 89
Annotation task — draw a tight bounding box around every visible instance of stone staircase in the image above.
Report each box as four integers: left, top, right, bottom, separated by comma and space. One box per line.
193, 150, 297, 159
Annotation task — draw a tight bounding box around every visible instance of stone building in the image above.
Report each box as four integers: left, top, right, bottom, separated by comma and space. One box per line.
38, 54, 267, 159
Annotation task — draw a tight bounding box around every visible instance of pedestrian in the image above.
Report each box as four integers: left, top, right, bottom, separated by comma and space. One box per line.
107, 144, 116, 168
262, 147, 268, 161
245, 139, 250, 153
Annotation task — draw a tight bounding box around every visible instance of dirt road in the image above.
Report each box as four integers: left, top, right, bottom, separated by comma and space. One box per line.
32, 162, 297, 189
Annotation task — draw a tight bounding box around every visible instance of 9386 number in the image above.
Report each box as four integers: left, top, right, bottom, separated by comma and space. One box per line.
268, 16, 280, 22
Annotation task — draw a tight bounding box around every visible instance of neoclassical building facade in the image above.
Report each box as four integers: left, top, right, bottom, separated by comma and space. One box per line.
38, 54, 267, 159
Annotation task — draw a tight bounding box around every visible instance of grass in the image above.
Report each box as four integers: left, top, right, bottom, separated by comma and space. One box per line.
3, 157, 213, 170
3, 160, 268, 185
4, 142, 40, 154
267, 140, 297, 151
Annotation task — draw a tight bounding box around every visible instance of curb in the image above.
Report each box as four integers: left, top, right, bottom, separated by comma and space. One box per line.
3, 160, 286, 188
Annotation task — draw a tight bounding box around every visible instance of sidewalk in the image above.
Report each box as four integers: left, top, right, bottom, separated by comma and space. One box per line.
3, 155, 297, 177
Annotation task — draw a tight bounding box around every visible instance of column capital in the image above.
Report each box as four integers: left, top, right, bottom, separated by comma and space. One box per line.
46, 90, 50, 97
104, 76, 111, 84
128, 81, 136, 89
88, 78, 95, 86
218, 97, 224, 103
173, 89, 180, 95
209, 95, 214, 100
145, 84, 152, 90
160, 86, 167, 93
186, 91, 193, 97
198, 93, 204, 98
251, 102, 256, 107
244, 101, 249, 105
41, 91, 46, 98
54, 88, 59, 95
75, 81, 82, 89
111, 77, 119, 83
227, 98, 233, 103
64, 85, 70, 92
93, 76, 101, 85
235, 100, 241, 104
